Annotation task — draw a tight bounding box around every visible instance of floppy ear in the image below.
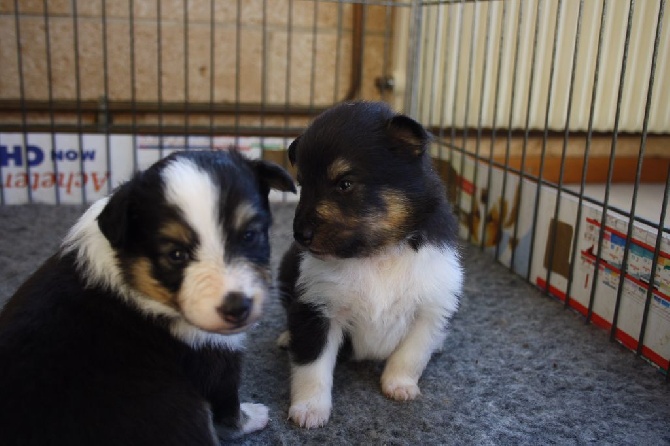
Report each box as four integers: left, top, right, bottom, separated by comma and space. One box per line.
287, 136, 301, 165
250, 159, 297, 194
97, 179, 135, 249
386, 114, 431, 157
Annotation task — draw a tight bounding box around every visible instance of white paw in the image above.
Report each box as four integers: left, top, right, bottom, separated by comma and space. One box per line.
288, 400, 331, 428
381, 376, 421, 401
240, 402, 269, 434
276, 330, 290, 349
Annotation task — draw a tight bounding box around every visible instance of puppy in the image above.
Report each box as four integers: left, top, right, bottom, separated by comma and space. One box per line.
0, 150, 295, 445
278, 101, 463, 428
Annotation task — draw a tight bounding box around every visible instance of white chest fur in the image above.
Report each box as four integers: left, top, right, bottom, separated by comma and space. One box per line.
298, 243, 463, 360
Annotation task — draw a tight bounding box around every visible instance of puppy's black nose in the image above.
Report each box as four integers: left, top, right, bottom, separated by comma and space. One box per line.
294, 228, 314, 246
218, 292, 252, 324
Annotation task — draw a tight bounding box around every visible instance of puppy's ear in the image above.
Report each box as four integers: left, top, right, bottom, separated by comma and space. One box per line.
97, 180, 135, 249
387, 115, 431, 157
250, 159, 297, 194
287, 136, 301, 165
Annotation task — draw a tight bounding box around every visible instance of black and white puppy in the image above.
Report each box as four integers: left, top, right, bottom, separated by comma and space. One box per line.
0, 150, 295, 445
278, 101, 463, 428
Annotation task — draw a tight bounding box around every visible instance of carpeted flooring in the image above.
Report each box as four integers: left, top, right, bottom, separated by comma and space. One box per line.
1, 202, 669, 445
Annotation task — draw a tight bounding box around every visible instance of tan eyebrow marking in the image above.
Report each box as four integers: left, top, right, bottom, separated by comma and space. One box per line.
327, 158, 353, 181
233, 201, 258, 231
159, 221, 193, 245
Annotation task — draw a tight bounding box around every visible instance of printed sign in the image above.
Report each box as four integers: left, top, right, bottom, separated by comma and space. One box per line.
0, 133, 290, 205
446, 149, 670, 371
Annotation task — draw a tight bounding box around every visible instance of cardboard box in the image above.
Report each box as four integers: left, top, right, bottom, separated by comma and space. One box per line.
0, 132, 295, 204
442, 149, 670, 371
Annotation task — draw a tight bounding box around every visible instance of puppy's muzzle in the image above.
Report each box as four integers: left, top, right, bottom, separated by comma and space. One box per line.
217, 292, 253, 325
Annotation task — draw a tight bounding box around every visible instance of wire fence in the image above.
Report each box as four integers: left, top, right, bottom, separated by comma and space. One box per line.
1, 0, 668, 378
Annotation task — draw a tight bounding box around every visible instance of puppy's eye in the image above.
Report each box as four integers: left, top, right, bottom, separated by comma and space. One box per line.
337, 179, 353, 192
167, 249, 189, 265
242, 229, 260, 245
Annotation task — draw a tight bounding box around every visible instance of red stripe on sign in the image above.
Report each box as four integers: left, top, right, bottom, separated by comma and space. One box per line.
460, 176, 475, 196
585, 217, 670, 260
536, 277, 669, 370
580, 251, 670, 302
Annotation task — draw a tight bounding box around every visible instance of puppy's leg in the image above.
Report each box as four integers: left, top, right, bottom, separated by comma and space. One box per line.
208, 363, 269, 439
214, 403, 269, 440
381, 306, 448, 401
288, 323, 343, 428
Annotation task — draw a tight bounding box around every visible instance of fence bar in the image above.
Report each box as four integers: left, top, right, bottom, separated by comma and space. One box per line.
129, 0, 138, 172
565, 0, 607, 311
450, 2, 463, 152
587, 0, 635, 325
260, 0, 268, 153
535, 0, 564, 292
497, 0, 523, 262
234, 0, 242, 148
511, 0, 543, 274
620, 0, 666, 348
546, 0, 583, 300
42, 0, 60, 204
470, 1, 493, 244
480, 0, 505, 250
72, 0, 87, 204
405, 0, 423, 117
309, 1, 320, 114
380, 3, 393, 103
102, 0, 112, 195
457, 0, 478, 237
157, 0, 165, 158
425, 3, 445, 127
282, 0, 295, 171
184, 0, 190, 139
209, 0, 215, 150
611, 0, 648, 342
13, 0, 30, 204
437, 3, 454, 188
335, 1, 345, 103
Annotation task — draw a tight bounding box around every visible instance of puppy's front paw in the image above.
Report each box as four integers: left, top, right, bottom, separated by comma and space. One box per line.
381, 376, 421, 401
240, 402, 269, 434
288, 400, 331, 428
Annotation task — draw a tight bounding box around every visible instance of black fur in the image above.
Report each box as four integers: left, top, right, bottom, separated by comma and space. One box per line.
280, 101, 458, 316
0, 252, 238, 445
0, 150, 294, 445
278, 102, 462, 427
288, 101, 457, 260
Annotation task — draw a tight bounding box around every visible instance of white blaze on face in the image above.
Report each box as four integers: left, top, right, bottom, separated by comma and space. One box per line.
160, 158, 266, 333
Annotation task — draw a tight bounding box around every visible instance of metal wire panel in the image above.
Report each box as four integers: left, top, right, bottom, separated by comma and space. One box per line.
411, 0, 669, 376
0, 0, 393, 136
413, 0, 670, 133
0, 0, 668, 377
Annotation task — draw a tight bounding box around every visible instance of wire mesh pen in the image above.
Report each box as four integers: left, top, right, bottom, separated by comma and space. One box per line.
0, 0, 668, 378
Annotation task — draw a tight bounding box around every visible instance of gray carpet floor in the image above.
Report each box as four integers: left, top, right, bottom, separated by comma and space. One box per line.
1, 202, 669, 445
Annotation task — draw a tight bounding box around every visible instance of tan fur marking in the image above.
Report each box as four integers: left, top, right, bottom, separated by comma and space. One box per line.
159, 221, 193, 245
234, 201, 258, 231
376, 190, 411, 236
130, 258, 177, 308
316, 201, 346, 222
327, 158, 353, 181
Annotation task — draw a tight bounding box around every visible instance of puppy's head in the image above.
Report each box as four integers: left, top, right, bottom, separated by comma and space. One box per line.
96, 150, 295, 334
289, 101, 442, 258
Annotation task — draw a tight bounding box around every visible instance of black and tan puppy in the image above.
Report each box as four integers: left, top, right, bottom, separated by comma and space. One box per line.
278, 101, 464, 428
0, 150, 295, 445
